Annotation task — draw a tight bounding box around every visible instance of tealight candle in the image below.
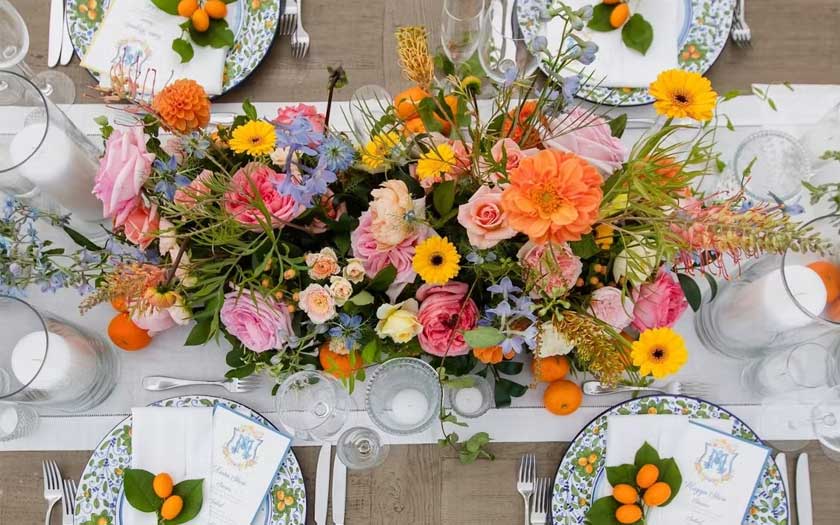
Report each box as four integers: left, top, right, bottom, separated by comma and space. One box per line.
454, 387, 484, 414
10, 326, 98, 393
390, 388, 429, 426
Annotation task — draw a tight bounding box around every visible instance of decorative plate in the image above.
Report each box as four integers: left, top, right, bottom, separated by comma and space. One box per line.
65, 0, 283, 96
551, 395, 789, 525
74, 395, 306, 525
518, 0, 735, 106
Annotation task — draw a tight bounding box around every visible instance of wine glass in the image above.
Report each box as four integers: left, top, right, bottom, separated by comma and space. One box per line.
478, 0, 540, 84
349, 84, 393, 145
0, 0, 76, 103
336, 426, 390, 470
441, 0, 485, 65
276, 371, 350, 441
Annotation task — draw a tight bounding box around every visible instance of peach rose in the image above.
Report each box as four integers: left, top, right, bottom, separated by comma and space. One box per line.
457, 185, 518, 249
123, 203, 160, 250
368, 179, 419, 247
174, 170, 213, 206
298, 283, 337, 324
305, 247, 340, 280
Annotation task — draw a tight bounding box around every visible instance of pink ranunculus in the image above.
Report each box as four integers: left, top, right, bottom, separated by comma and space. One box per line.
517, 241, 582, 298
220, 289, 294, 352
415, 281, 479, 357
631, 268, 689, 332
123, 203, 160, 250
457, 185, 517, 249
589, 286, 634, 330
542, 107, 628, 176
93, 126, 155, 228
224, 163, 302, 229
131, 306, 176, 336
273, 103, 326, 135
174, 169, 213, 206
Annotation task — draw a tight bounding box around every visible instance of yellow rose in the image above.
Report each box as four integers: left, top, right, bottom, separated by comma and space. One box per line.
375, 299, 422, 343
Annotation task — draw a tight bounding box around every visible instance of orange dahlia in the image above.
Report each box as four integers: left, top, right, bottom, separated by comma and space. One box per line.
152, 79, 211, 134
501, 149, 603, 245
502, 100, 544, 149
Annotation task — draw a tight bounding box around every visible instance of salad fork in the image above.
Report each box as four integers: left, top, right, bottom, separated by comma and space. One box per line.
731, 0, 751, 47
517, 453, 536, 525
42, 460, 63, 525
530, 477, 550, 525
141, 375, 263, 393
279, 0, 298, 36
290, 0, 310, 59
582, 380, 711, 398
61, 479, 77, 525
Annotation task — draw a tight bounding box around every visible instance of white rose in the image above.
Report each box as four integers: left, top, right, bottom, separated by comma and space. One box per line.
538, 321, 574, 357
328, 276, 354, 306
343, 258, 367, 284
613, 239, 659, 285
375, 299, 422, 343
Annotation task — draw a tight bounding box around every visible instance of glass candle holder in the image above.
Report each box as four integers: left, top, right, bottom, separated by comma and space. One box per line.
741, 339, 840, 397
448, 374, 493, 418
0, 401, 38, 442
335, 426, 389, 470
0, 296, 118, 412
365, 358, 441, 435
276, 370, 350, 441
733, 130, 812, 204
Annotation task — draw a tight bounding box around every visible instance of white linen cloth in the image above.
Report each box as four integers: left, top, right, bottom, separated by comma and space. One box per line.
124, 407, 214, 525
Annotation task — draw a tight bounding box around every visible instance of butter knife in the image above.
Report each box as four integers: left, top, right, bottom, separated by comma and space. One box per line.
47, 0, 64, 67
315, 444, 331, 525
796, 453, 813, 525
775, 453, 789, 504
60, 8, 74, 65
331, 456, 346, 525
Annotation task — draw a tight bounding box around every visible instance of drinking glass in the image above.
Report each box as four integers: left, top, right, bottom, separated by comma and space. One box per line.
732, 130, 812, 204
800, 102, 840, 172
276, 371, 350, 441
0, 401, 38, 441
448, 374, 493, 418
0, 0, 76, 103
0, 296, 118, 412
761, 386, 840, 461
441, 0, 485, 65
478, 0, 539, 84
741, 339, 840, 397
336, 426, 389, 470
348, 85, 393, 145
365, 358, 441, 435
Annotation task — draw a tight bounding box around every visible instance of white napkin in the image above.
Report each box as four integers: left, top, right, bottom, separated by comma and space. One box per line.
124, 407, 214, 525
80, 0, 228, 95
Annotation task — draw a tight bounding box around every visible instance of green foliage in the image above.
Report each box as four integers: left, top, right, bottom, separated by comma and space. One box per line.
123, 469, 162, 513
167, 479, 204, 525
433, 180, 456, 216
622, 14, 653, 55
367, 265, 397, 292
634, 441, 661, 467
588, 3, 617, 31
606, 464, 638, 486
463, 326, 506, 349
676, 273, 702, 312
172, 38, 194, 63
609, 114, 627, 138
188, 19, 235, 49
151, 0, 179, 15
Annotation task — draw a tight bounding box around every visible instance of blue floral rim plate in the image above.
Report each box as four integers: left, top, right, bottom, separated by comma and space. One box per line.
65, 0, 283, 97
517, 0, 736, 106
551, 395, 789, 525
73, 395, 306, 525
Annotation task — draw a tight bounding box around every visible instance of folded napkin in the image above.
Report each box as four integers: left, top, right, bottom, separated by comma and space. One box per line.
80, 0, 228, 95
124, 407, 214, 525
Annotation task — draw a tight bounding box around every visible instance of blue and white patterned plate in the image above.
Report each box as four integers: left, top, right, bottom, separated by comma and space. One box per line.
518, 0, 736, 106
74, 395, 306, 525
65, 0, 282, 96
552, 395, 789, 525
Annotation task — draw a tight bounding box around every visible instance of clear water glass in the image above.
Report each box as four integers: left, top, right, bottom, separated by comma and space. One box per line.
733, 130, 811, 204
365, 358, 441, 435
800, 102, 840, 172
336, 426, 389, 470
741, 339, 840, 397
441, 0, 485, 65
348, 84, 393, 145
0, 401, 38, 441
276, 371, 350, 441
448, 374, 493, 418
478, 0, 539, 83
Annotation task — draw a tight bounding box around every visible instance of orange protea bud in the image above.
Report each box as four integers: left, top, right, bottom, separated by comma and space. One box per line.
152, 79, 211, 134
143, 287, 179, 308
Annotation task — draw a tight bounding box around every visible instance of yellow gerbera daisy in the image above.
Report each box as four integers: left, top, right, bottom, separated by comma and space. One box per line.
413, 236, 460, 285
630, 327, 688, 379
229, 120, 276, 156
360, 131, 401, 170
649, 69, 718, 122
415, 144, 456, 182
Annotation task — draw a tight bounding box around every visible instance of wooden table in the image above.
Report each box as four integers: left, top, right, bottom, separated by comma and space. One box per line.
4, 0, 840, 523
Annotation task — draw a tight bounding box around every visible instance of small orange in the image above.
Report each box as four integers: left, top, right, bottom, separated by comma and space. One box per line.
543, 380, 583, 415
403, 117, 427, 136
152, 473, 174, 499
807, 261, 840, 304
110, 295, 129, 313
160, 495, 183, 521
204, 0, 228, 19
636, 463, 659, 489
643, 481, 672, 507
609, 3, 630, 28
394, 86, 430, 121
612, 484, 639, 505
615, 504, 643, 524
177, 0, 199, 17
191, 8, 210, 32
532, 355, 570, 383
319, 344, 362, 379
825, 299, 840, 322
107, 312, 152, 351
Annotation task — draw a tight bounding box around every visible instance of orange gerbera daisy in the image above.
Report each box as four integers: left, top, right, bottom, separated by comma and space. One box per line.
152, 79, 211, 133
501, 149, 603, 245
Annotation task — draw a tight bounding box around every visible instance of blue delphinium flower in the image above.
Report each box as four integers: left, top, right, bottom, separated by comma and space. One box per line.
318, 135, 356, 173
487, 277, 522, 298
40, 273, 65, 294
275, 116, 323, 155
275, 158, 337, 209
153, 155, 178, 175
2, 197, 14, 220
562, 75, 581, 104
503, 64, 519, 87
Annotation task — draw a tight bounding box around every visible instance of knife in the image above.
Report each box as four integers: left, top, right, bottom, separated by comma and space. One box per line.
47, 0, 64, 67
796, 453, 813, 525
331, 455, 347, 525
775, 453, 789, 504
314, 444, 331, 525
60, 8, 74, 65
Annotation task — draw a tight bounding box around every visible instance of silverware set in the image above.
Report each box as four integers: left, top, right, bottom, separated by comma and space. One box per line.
582, 380, 711, 398
315, 444, 347, 525
731, 0, 752, 47
42, 460, 76, 525
517, 454, 551, 525
141, 375, 263, 393
47, 0, 74, 67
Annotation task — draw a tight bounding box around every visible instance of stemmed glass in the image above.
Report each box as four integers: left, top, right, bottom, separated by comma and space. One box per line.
335, 426, 389, 470
478, 0, 540, 84
276, 371, 351, 441
0, 0, 76, 103
441, 0, 485, 65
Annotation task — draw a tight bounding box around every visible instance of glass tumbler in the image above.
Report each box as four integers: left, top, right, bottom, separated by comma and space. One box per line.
336, 426, 389, 470
0, 401, 38, 441
365, 358, 441, 435
733, 130, 811, 204
348, 84, 393, 146
448, 374, 493, 418
276, 370, 350, 441
741, 339, 840, 397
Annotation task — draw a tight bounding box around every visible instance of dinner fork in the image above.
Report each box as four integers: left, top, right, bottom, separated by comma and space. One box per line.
280, 0, 298, 36
582, 380, 711, 398
731, 0, 751, 47
141, 375, 263, 393
517, 454, 536, 525
61, 479, 77, 525
530, 477, 550, 525
42, 460, 63, 525
290, 0, 310, 59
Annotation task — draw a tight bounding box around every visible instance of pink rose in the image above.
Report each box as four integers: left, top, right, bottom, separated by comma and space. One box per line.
224, 163, 302, 229
542, 107, 628, 175
457, 185, 517, 249
220, 289, 294, 352
415, 281, 479, 357
123, 203, 160, 250
174, 169, 213, 206
517, 241, 582, 297
273, 103, 326, 135
491, 138, 525, 171
631, 268, 688, 332
304, 191, 347, 234
589, 286, 634, 330
93, 126, 155, 227
451, 140, 472, 174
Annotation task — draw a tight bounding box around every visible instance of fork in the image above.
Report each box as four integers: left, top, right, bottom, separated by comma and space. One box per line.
279, 0, 298, 36
530, 477, 550, 525
61, 479, 77, 525
582, 380, 711, 398
290, 0, 310, 59
517, 454, 536, 525
42, 460, 63, 525
141, 375, 263, 393
731, 0, 751, 47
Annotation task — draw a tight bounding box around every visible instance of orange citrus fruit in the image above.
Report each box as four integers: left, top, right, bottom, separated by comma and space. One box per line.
204, 0, 228, 19
110, 295, 129, 313
161, 495, 183, 521
610, 3, 630, 28
177, 0, 199, 17
826, 299, 840, 322
319, 345, 362, 379
107, 312, 152, 351
643, 481, 672, 507
394, 86, 430, 121
153, 473, 174, 499
532, 355, 570, 383
191, 8, 210, 32
603, 0, 622, 4
636, 463, 659, 489
403, 117, 427, 136
612, 484, 639, 505
544, 380, 583, 415
615, 504, 643, 524
807, 261, 840, 304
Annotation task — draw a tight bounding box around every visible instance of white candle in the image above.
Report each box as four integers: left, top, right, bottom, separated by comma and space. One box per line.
454, 387, 485, 415
390, 388, 429, 426
9, 122, 103, 221
10, 326, 98, 393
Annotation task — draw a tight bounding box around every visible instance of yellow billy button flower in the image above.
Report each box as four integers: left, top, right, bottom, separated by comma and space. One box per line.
415, 143, 456, 183
229, 120, 277, 156
594, 224, 615, 250
412, 236, 460, 285
630, 327, 688, 379
649, 69, 718, 122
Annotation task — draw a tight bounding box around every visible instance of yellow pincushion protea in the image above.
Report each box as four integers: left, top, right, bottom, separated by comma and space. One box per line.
649, 69, 718, 122
229, 120, 277, 156
413, 236, 460, 285
630, 327, 688, 379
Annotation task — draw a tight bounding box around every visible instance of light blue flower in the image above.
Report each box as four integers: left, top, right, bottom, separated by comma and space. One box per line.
577, 5, 593, 21
487, 277, 522, 298
275, 116, 323, 154
531, 36, 548, 53
579, 41, 598, 65
2, 197, 14, 220
318, 135, 355, 173
487, 300, 513, 319
503, 64, 519, 87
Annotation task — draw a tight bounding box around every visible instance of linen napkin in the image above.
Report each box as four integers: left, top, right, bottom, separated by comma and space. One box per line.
123, 407, 214, 525
80, 0, 228, 95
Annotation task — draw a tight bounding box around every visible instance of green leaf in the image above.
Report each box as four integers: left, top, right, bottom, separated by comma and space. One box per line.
658, 457, 682, 505
361, 338, 380, 363
462, 326, 505, 349
608, 114, 627, 138
464, 432, 491, 452
349, 291, 374, 306
185, 319, 212, 346
224, 362, 256, 379
677, 273, 702, 312
225, 347, 246, 368
151, 0, 179, 15
722, 89, 742, 101
495, 377, 527, 402
166, 479, 203, 524
123, 469, 161, 513
62, 226, 102, 251
570, 234, 600, 258
433, 180, 456, 216
585, 496, 621, 525
417, 97, 444, 133
367, 265, 397, 292
767, 97, 777, 111
172, 38, 194, 63
188, 19, 235, 48
242, 99, 258, 120
606, 464, 638, 487
634, 441, 661, 468
588, 3, 617, 31
724, 115, 735, 131
703, 273, 718, 302
622, 14, 654, 55
495, 361, 523, 376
